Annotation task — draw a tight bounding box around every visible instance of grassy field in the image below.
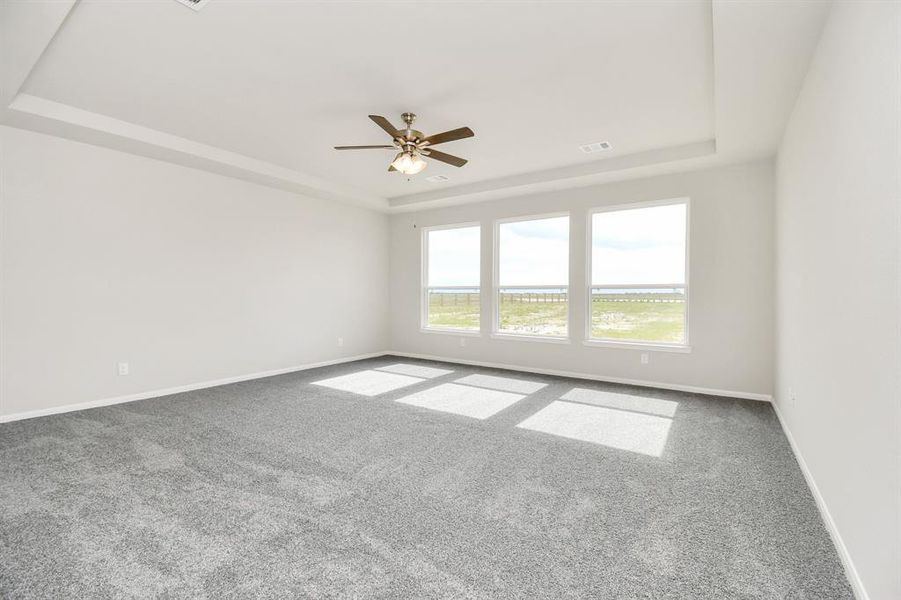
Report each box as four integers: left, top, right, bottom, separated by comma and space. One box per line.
499, 300, 568, 336
426, 294, 480, 330
591, 299, 684, 342
427, 293, 685, 342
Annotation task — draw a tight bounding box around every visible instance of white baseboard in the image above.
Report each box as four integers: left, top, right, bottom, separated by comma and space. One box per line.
771, 400, 869, 600
0, 351, 387, 423
1, 349, 771, 422
386, 350, 773, 402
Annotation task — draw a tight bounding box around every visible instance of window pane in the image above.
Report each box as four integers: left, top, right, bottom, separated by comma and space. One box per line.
427, 287, 480, 330
499, 216, 569, 286
498, 287, 568, 336
428, 226, 480, 286
426, 226, 480, 330
592, 204, 686, 285
591, 287, 686, 343
497, 216, 569, 337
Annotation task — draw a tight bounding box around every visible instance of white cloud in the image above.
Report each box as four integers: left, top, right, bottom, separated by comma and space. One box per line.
428, 226, 480, 286
499, 216, 569, 286
592, 204, 686, 285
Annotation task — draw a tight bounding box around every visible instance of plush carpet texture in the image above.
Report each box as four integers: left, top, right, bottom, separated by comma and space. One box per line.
0, 356, 853, 598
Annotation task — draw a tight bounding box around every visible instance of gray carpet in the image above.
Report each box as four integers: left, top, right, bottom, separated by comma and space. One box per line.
0, 356, 853, 598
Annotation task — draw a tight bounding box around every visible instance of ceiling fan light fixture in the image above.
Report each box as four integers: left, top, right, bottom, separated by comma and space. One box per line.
391, 151, 427, 175
335, 113, 472, 173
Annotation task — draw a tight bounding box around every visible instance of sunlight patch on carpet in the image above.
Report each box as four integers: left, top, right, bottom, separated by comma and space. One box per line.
312, 370, 424, 396
395, 383, 525, 419
560, 388, 678, 417
454, 373, 546, 395
377, 363, 454, 379
517, 401, 672, 457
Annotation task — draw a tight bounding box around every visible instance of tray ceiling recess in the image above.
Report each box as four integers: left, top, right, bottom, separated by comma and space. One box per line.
0, 0, 830, 212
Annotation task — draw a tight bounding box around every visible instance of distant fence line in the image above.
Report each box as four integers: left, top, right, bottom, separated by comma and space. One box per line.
501, 292, 566, 303
428, 291, 685, 305
430, 293, 479, 306
594, 296, 684, 304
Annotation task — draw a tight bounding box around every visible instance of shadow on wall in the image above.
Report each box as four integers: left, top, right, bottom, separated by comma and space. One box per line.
313, 363, 678, 458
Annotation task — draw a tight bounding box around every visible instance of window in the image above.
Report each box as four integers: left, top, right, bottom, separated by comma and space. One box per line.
495, 215, 569, 338
589, 200, 688, 346
422, 224, 480, 332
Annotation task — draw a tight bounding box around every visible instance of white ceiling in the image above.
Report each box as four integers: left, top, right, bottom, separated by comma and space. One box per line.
1, 0, 830, 212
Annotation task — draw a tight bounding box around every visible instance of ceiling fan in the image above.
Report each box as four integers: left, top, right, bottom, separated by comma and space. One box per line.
334, 113, 474, 175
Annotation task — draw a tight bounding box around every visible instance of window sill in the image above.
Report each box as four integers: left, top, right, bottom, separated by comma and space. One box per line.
420, 327, 482, 337
582, 339, 692, 353
490, 333, 571, 345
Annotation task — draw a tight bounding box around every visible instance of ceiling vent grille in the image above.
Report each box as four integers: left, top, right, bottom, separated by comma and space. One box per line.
579, 141, 612, 154
174, 0, 211, 11
425, 175, 450, 183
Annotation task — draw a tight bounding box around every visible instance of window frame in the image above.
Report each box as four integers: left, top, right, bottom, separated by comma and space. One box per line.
491, 212, 572, 343
420, 221, 483, 336
584, 198, 691, 353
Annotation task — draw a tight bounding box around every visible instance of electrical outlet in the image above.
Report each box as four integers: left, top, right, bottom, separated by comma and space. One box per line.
337, 337, 344, 347
459, 337, 466, 348
640, 353, 649, 365
117, 362, 129, 376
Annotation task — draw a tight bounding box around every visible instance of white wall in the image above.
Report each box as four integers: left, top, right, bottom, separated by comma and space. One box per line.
774, 2, 901, 599
389, 162, 774, 398
0, 126, 389, 418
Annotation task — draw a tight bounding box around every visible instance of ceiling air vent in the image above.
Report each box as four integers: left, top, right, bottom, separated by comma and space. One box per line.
579, 141, 612, 154
425, 175, 450, 183
174, 0, 211, 11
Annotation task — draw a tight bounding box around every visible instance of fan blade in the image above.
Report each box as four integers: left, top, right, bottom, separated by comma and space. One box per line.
425, 149, 468, 167
334, 145, 395, 150
422, 126, 474, 146
368, 115, 400, 138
